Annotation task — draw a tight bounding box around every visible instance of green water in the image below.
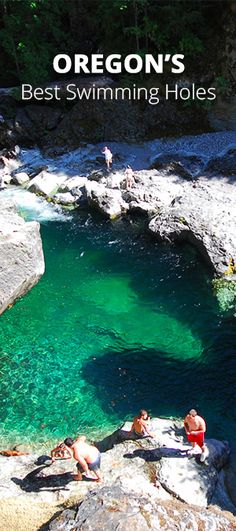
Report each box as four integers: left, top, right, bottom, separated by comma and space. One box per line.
0, 211, 236, 449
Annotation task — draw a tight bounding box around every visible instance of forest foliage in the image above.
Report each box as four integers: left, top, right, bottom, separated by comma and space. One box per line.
0, 0, 230, 86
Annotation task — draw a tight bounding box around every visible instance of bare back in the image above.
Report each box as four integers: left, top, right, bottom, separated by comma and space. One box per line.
72, 440, 99, 464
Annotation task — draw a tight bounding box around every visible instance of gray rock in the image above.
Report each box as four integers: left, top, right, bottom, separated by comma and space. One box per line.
27, 170, 66, 197
205, 146, 236, 176
58, 176, 88, 193
85, 180, 128, 219
49, 485, 235, 531
150, 153, 204, 178
147, 174, 236, 275
0, 198, 45, 315
53, 192, 77, 206
12, 171, 29, 185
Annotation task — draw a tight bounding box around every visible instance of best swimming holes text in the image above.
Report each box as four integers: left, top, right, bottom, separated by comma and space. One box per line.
21, 83, 216, 104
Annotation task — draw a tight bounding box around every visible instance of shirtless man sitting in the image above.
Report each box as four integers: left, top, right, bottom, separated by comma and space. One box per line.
129, 409, 155, 438
63, 436, 102, 482
184, 408, 207, 462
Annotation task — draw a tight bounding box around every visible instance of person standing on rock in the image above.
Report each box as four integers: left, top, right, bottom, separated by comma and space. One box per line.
184, 409, 207, 462
125, 166, 135, 190
63, 436, 102, 482
102, 146, 113, 171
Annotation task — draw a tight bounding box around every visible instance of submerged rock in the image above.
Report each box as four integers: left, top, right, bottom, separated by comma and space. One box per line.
0, 198, 45, 314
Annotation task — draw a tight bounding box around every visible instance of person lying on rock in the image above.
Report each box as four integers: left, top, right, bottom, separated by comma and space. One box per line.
0, 449, 29, 456
63, 436, 102, 482
184, 408, 207, 462
129, 409, 155, 438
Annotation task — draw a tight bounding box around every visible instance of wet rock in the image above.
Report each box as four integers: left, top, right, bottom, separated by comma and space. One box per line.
53, 192, 77, 206
0, 198, 45, 315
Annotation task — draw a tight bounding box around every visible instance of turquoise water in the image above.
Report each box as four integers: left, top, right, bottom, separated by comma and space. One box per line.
0, 207, 236, 449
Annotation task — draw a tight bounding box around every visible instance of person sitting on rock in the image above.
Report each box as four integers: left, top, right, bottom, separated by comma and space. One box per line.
129, 409, 155, 438
184, 409, 207, 462
125, 165, 135, 190
63, 436, 102, 482
102, 146, 113, 171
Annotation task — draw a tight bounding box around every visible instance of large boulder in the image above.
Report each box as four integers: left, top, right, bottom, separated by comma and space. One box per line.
0, 199, 45, 314
150, 152, 204, 179
11, 171, 29, 185
58, 176, 88, 193
148, 174, 236, 276
85, 180, 128, 219
27, 170, 66, 197
49, 485, 236, 531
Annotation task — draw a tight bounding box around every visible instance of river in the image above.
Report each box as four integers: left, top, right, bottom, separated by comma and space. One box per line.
0, 131, 235, 453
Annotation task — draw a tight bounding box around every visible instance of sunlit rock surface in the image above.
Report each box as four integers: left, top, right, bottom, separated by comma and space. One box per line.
0, 198, 45, 314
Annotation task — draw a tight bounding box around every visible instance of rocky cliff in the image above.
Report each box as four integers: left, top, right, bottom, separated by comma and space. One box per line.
0, 198, 45, 315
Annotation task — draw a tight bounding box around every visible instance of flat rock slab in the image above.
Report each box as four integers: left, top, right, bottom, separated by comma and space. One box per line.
0, 418, 233, 513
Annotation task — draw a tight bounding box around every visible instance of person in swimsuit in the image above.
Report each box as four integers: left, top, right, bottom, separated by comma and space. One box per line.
129, 409, 155, 438
63, 436, 102, 482
102, 146, 113, 171
125, 166, 135, 190
184, 409, 207, 461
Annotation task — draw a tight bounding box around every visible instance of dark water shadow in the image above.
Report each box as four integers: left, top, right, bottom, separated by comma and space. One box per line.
81, 340, 236, 436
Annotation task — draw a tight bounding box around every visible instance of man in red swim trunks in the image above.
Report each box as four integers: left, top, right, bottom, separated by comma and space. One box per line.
184, 409, 207, 462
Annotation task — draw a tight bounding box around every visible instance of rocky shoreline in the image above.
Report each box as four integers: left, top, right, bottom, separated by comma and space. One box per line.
0, 418, 235, 530
0, 137, 236, 313
1, 140, 236, 279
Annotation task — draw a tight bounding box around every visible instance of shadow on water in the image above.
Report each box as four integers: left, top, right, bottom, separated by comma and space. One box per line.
81, 316, 236, 441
